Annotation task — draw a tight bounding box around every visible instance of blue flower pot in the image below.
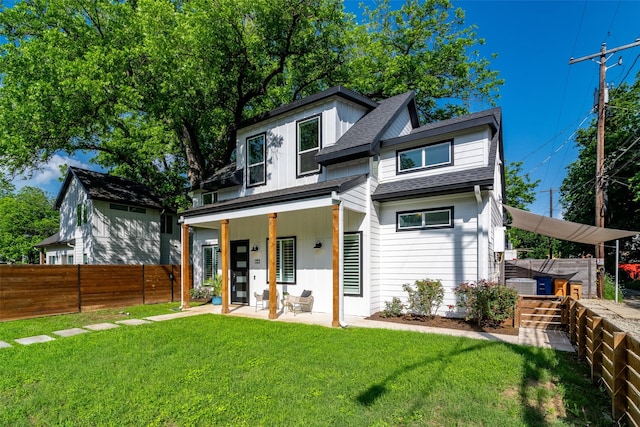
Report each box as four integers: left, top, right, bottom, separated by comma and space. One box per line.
212, 296, 222, 305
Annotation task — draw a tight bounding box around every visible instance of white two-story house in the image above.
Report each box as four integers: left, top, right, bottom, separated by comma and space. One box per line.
179, 86, 505, 322
36, 167, 181, 265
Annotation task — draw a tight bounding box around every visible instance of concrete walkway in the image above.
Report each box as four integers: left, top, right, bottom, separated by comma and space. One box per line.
0, 303, 575, 352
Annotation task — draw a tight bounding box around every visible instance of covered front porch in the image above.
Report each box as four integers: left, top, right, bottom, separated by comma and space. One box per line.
178, 177, 369, 327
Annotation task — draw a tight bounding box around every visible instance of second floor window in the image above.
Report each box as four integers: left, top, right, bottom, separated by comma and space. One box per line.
397, 140, 452, 173
247, 133, 266, 187
297, 115, 321, 176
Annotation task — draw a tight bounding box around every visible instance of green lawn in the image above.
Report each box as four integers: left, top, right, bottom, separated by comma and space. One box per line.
0, 313, 609, 426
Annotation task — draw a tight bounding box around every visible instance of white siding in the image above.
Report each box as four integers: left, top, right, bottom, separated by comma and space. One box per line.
235, 97, 368, 197
325, 159, 369, 181
58, 178, 87, 241
381, 108, 413, 140
378, 194, 479, 316
192, 228, 219, 287
378, 128, 491, 182
91, 200, 161, 264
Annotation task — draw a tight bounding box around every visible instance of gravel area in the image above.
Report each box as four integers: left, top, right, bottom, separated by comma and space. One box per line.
577, 298, 640, 339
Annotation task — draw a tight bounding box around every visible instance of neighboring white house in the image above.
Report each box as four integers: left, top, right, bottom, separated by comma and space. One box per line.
179, 86, 505, 319
36, 167, 180, 265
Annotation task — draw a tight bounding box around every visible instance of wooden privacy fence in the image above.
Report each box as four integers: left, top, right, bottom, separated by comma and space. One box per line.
568, 299, 640, 425
0, 264, 184, 322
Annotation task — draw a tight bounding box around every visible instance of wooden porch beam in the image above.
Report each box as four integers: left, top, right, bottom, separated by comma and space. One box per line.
180, 223, 191, 309
332, 204, 340, 327
221, 219, 230, 314
268, 213, 277, 319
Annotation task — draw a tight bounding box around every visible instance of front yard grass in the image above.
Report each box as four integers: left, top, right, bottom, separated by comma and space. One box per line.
0, 302, 184, 341
0, 314, 609, 426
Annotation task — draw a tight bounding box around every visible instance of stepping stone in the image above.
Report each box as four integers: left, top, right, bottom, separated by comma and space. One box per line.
0, 341, 11, 349
53, 328, 90, 337
116, 319, 152, 326
15, 335, 55, 345
84, 323, 120, 331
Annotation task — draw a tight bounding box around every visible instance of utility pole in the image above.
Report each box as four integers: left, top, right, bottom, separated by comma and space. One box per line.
540, 188, 554, 259
569, 39, 640, 298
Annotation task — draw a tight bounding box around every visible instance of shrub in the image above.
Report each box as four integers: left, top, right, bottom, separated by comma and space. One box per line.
381, 297, 404, 318
454, 280, 518, 327
189, 286, 213, 300
402, 279, 444, 318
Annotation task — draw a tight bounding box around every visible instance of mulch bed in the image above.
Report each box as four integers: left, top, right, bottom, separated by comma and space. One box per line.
366, 312, 519, 336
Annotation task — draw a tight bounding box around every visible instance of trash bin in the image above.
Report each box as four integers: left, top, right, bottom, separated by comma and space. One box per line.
535, 276, 553, 295
553, 278, 568, 296
568, 281, 582, 299
506, 278, 537, 295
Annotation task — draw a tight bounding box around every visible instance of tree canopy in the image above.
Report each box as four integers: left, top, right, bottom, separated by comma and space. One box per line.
560, 78, 640, 260
0, 186, 59, 263
0, 0, 502, 208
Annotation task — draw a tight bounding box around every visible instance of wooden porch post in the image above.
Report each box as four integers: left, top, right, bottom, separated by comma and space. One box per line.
221, 219, 230, 314
180, 223, 191, 309
332, 204, 340, 327
268, 213, 277, 319
39, 249, 45, 265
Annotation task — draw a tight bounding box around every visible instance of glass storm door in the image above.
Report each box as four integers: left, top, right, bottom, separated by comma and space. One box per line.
230, 240, 250, 304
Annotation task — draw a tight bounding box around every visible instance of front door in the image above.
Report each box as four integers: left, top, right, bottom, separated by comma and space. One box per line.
230, 240, 250, 304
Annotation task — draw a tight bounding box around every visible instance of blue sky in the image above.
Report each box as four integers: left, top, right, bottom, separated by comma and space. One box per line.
7, 0, 640, 219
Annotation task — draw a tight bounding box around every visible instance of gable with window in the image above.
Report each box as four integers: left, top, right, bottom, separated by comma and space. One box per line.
397, 207, 454, 231
397, 140, 452, 173
247, 133, 266, 187
297, 115, 321, 176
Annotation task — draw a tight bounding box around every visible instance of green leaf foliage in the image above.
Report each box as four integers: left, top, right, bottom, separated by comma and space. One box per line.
0, 186, 59, 263
560, 79, 640, 260
0, 0, 502, 207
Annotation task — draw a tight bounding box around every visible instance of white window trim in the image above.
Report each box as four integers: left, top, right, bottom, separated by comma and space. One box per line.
266, 237, 296, 284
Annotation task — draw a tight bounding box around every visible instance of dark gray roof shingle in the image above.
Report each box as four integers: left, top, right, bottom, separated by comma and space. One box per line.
181, 175, 367, 218
55, 167, 164, 210
316, 91, 418, 165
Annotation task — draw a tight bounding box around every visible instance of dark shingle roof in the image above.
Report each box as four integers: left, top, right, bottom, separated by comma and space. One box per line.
55, 167, 164, 210
316, 91, 419, 166
34, 231, 74, 248
381, 107, 501, 149
199, 163, 243, 192
238, 86, 378, 131
372, 167, 495, 202
181, 175, 367, 218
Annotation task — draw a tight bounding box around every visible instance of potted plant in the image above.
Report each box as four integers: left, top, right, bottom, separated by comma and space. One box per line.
205, 275, 223, 305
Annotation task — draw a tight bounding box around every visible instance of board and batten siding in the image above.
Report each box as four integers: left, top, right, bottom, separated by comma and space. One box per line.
91, 200, 161, 264
58, 177, 87, 241
234, 98, 367, 198
378, 128, 491, 183
378, 195, 479, 315
381, 108, 413, 140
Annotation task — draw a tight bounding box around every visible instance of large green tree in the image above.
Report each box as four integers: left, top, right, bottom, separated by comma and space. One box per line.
560, 78, 640, 261
0, 0, 502, 207
505, 161, 557, 259
0, 186, 59, 263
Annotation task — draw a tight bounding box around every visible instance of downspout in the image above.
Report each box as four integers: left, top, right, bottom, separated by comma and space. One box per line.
474, 185, 483, 282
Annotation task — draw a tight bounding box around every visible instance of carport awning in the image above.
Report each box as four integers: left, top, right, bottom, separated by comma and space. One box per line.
504, 205, 638, 245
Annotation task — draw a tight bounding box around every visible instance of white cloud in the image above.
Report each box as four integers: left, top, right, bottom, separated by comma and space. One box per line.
9, 154, 94, 195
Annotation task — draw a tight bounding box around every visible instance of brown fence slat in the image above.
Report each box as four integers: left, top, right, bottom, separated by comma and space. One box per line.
0, 264, 184, 321
0, 265, 79, 321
